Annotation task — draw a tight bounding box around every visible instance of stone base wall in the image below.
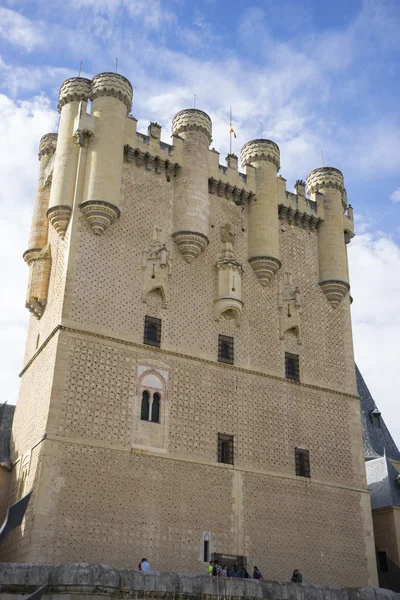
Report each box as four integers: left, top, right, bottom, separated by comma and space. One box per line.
0, 564, 397, 600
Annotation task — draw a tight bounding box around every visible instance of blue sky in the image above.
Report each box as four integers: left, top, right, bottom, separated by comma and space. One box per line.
0, 0, 399, 444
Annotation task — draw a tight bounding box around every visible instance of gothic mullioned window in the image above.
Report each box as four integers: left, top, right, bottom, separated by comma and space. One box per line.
138, 370, 166, 426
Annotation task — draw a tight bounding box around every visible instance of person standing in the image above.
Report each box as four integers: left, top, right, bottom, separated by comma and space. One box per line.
291, 569, 302, 583
141, 558, 151, 573
253, 566, 263, 580
221, 565, 228, 577
208, 561, 214, 576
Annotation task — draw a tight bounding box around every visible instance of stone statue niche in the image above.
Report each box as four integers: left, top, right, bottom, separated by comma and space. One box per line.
278, 270, 302, 343
214, 224, 243, 325
142, 227, 172, 308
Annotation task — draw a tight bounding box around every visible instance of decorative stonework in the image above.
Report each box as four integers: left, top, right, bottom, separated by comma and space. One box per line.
172, 231, 208, 263
279, 204, 323, 230
142, 228, 172, 308
240, 139, 280, 170
74, 129, 93, 147
79, 200, 121, 236
319, 280, 350, 308
25, 244, 51, 318
38, 133, 57, 160
214, 224, 243, 324
278, 275, 302, 343
57, 77, 91, 112
208, 177, 254, 206
249, 256, 281, 286
124, 144, 180, 179
171, 109, 212, 143
90, 72, 133, 113
306, 167, 347, 208
47, 205, 72, 239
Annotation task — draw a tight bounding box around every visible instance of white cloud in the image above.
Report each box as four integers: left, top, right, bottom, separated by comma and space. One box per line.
349, 232, 400, 447
0, 7, 45, 52
0, 94, 57, 405
390, 187, 400, 203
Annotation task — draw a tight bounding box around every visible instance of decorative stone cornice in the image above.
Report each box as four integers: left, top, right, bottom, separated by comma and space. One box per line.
172, 109, 212, 143
47, 205, 72, 239
124, 144, 180, 179
240, 139, 280, 171
249, 255, 281, 286
278, 204, 323, 230
208, 177, 254, 205
57, 77, 91, 112
79, 200, 121, 236
74, 128, 93, 147
38, 133, 57, 160
172, 231, 208, 263
90, 72, 133, 113
306, 167, 347, 207
319, 279, 350, 308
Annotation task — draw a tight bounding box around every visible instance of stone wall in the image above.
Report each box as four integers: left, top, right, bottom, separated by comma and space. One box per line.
0, 564, 397, 600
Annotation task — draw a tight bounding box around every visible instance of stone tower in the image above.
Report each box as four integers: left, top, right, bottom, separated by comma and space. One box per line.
3, 72, 377, 587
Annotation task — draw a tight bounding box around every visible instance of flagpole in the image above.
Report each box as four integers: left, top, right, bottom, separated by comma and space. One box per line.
229, 105, 232, 154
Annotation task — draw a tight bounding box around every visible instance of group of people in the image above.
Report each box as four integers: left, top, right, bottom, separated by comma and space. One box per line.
208, 561, 263, 580
138, 557, 302, 583
208, 561, 303, 583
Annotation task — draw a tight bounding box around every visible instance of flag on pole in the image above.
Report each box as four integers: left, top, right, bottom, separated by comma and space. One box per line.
229, 125, 237, 138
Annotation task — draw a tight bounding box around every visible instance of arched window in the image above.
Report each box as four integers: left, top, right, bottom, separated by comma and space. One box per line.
141, 391, 150, 421
151, 393, 160, 423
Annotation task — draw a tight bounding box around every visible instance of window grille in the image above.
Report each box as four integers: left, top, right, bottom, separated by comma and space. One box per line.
218, 335, 234, 364
295, 447, 310, 478
144, 316, 161, 347
218, 433, 234, 465
141, 391, 150, 421
285, 352, 300, 381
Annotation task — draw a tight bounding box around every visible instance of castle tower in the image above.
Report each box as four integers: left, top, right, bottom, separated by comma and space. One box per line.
23, 133, 57, 265
3, 72, 377, 589
306, 167, 350, 307
171, 109, 212, 262
47, 77, 91, 238
240, 139, 281, 285
80, 73, 133, 234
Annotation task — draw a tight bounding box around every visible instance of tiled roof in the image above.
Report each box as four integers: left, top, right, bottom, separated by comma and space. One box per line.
356, 365, 400, 462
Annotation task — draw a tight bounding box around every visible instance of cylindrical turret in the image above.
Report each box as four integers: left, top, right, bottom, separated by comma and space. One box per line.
306, 167, 350, 308
47, 77, 91, 238
240, 139, 281, 285
171, 109, 212, 263
80, 72, 133, 235
24, 133, 57, 265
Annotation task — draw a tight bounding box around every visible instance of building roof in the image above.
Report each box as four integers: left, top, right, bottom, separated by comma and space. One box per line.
356, 365, 400, 462
365, 456, 400, 510
0, 403, 15, 468
357, 365, 400, 509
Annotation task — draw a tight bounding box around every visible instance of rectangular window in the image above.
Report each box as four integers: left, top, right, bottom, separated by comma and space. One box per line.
203, 539, 209, 562
218, 433, 234, 465
285, 352, 300, 381
144, 316, 161, 347
218, 335, 234, 364
295, 448, 310, 478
